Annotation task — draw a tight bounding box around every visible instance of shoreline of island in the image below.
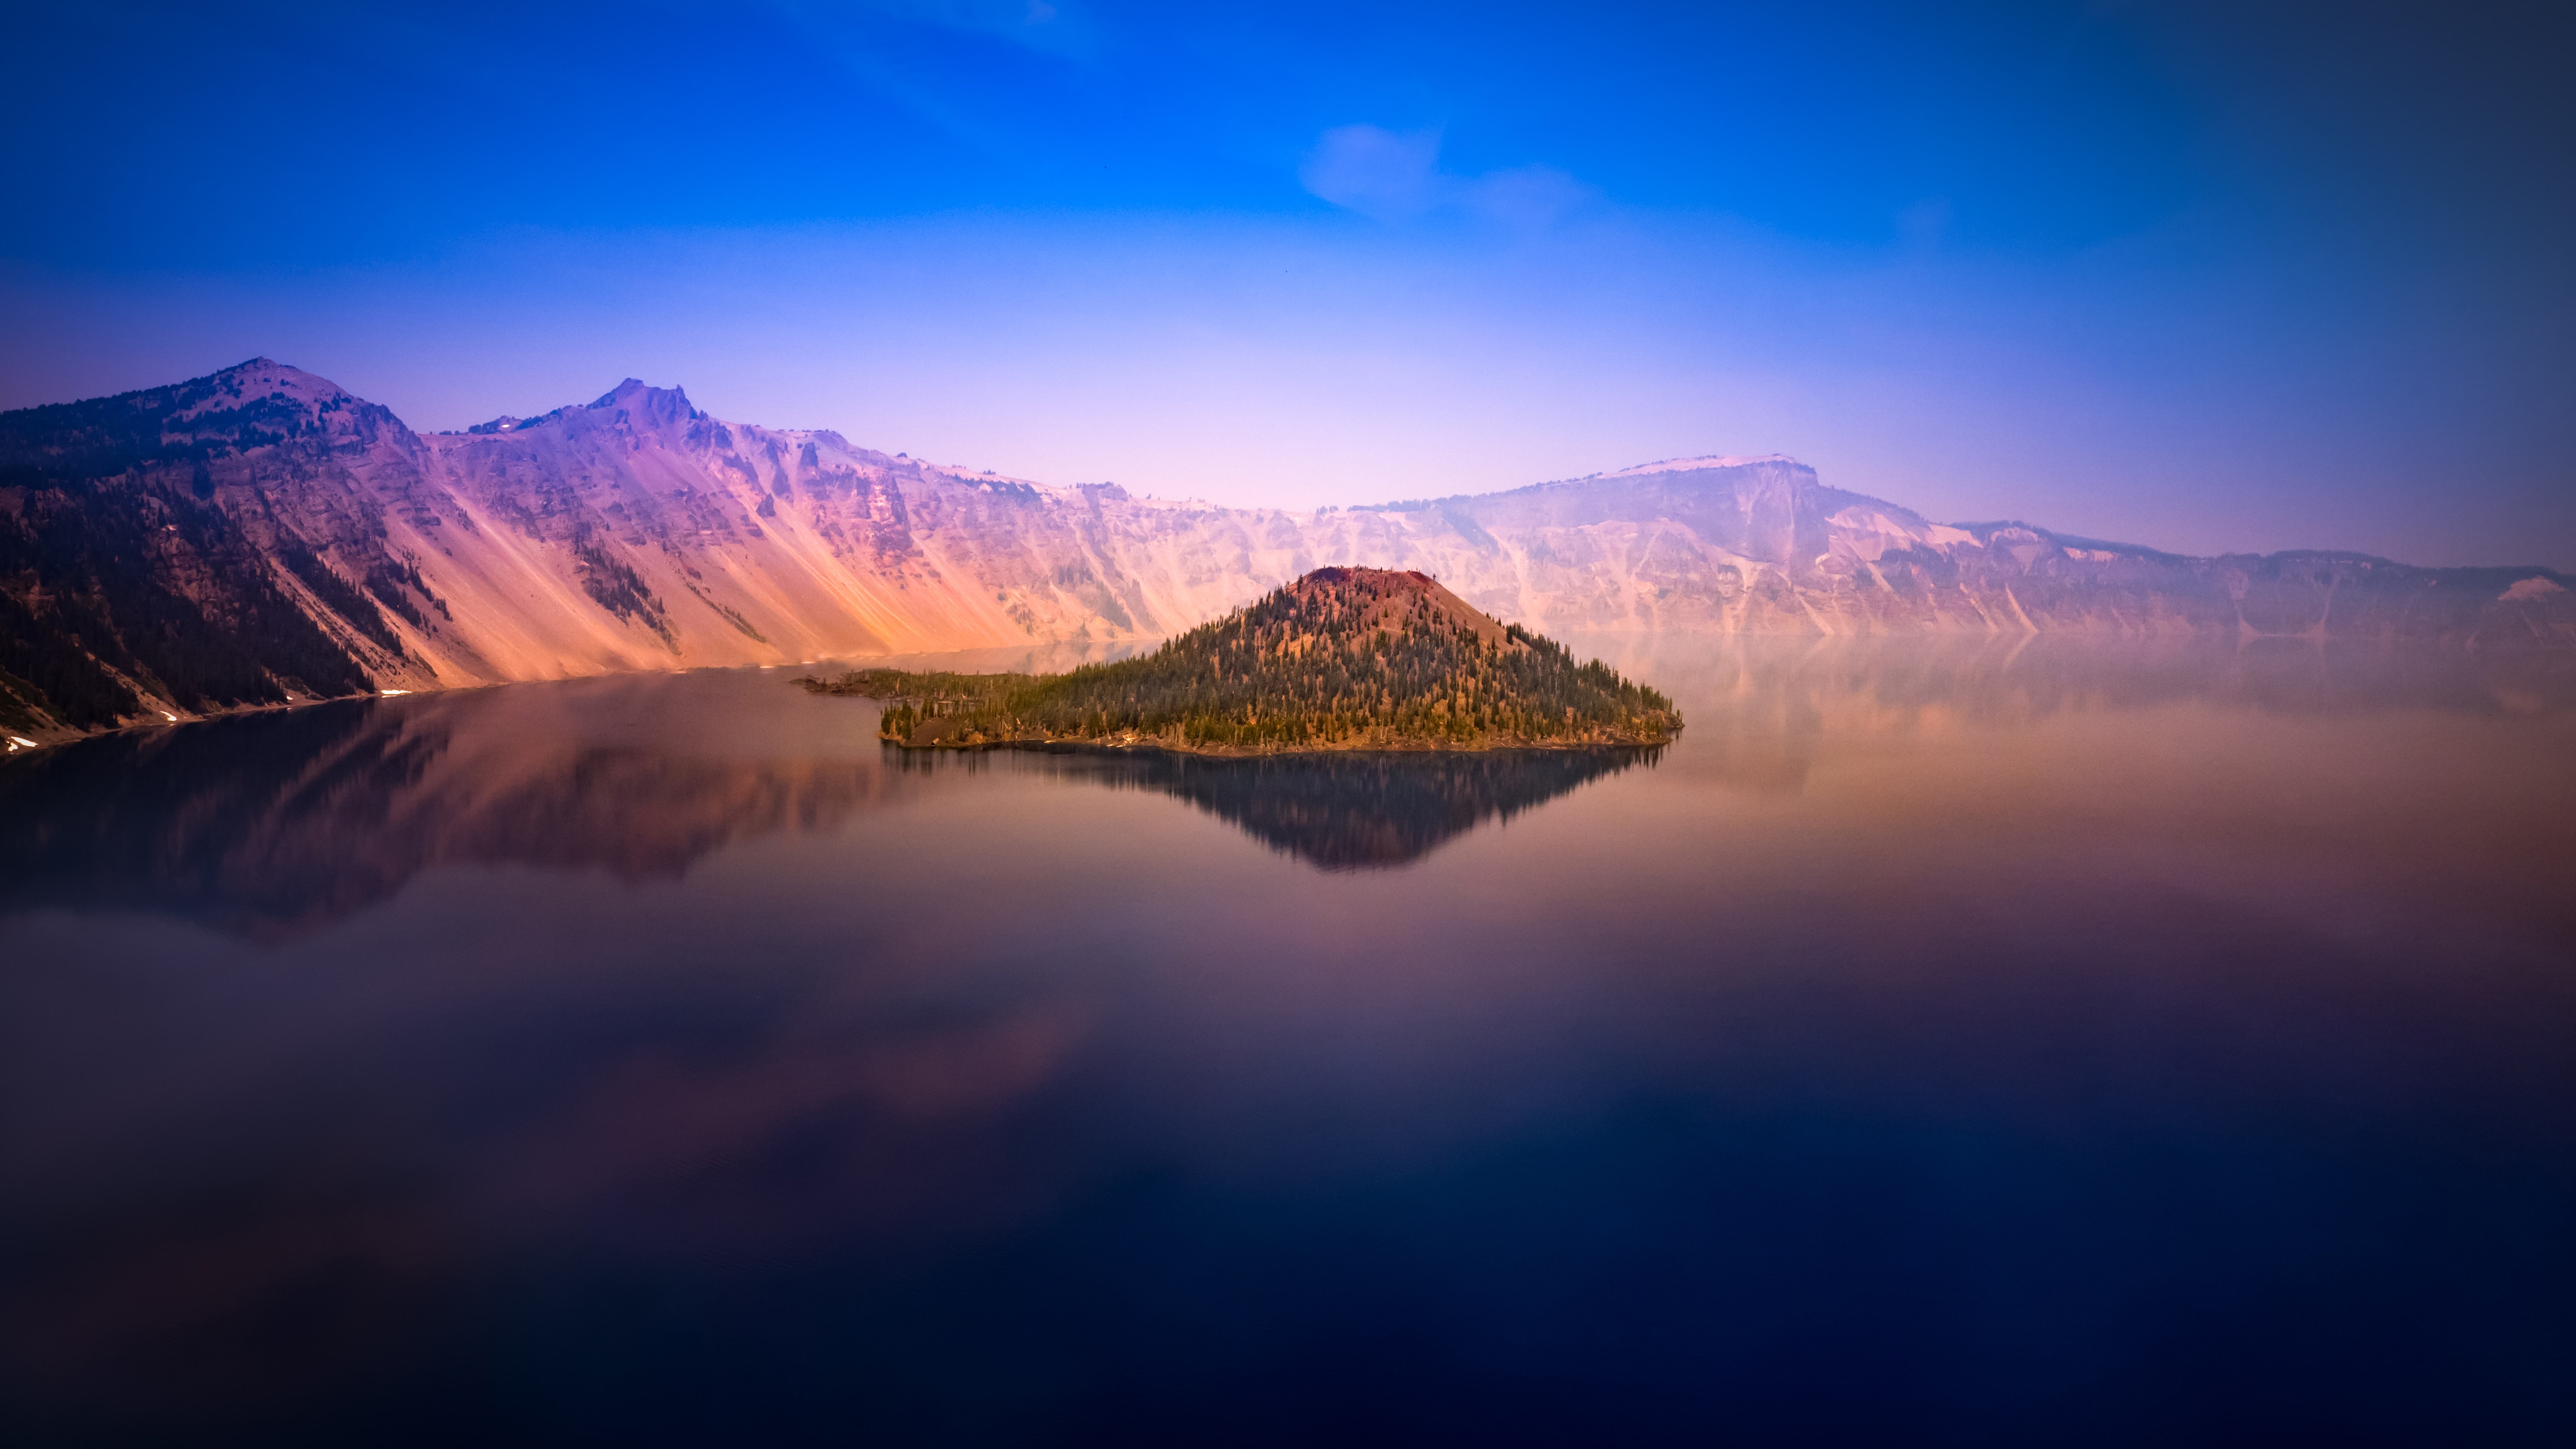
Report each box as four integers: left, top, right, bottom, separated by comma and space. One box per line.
798, 566, 1685, 759
856, 724, 1679, 758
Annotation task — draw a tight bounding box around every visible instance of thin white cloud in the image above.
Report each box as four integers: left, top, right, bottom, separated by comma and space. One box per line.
1300, 125, 1448, 221
1301, 125, 1594, 227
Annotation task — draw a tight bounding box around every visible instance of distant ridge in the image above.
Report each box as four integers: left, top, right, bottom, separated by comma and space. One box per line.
1604, 454, 1799, 477
3, 360, 2569, 743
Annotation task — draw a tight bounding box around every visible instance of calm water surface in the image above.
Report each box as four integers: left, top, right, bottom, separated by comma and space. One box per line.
4, 638, 2573, 1445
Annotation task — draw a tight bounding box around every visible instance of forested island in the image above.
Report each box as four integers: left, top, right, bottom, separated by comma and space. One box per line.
798, 567, 1681, 754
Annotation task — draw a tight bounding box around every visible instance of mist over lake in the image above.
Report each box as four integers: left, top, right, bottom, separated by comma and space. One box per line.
6, 636, 2571, 1445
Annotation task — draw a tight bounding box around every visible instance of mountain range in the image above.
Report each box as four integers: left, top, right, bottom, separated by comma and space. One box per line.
4, 358, 2569, 740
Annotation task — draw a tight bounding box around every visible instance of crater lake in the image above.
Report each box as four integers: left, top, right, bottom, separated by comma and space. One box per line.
4, 636, 2572, 1446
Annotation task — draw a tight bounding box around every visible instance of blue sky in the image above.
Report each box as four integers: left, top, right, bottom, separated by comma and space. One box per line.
4, 1, 2569, 565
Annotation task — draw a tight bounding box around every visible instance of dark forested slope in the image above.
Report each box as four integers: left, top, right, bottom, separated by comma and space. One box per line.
0, 367, 393, 735
810, 567, 1681, 752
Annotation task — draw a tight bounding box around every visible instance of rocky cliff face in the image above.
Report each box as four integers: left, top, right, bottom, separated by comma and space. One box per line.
4, 359, 2570, 739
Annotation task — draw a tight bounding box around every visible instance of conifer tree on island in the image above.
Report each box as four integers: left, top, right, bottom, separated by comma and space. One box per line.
800, 568, 1681, 753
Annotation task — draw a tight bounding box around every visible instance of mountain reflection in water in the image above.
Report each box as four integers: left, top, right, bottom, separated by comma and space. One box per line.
0, 687, 1651, 937
0, 690, 895, 939
4, 638, 2574, 1447
9, 637, 2568, 938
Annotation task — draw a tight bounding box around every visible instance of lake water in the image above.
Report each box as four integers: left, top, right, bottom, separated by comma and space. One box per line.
5, 637, 2574, 1445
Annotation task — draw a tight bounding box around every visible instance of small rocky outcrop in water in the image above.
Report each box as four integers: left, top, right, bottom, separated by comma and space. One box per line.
806, 568, 1682, 753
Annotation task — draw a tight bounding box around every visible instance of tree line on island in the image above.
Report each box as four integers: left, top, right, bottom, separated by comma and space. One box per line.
799, 567, 1681, 753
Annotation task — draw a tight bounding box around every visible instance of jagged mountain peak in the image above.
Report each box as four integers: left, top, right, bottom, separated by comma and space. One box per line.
458, 377, 702, 438
587, 376, 696, 423
588, 376, 691, 411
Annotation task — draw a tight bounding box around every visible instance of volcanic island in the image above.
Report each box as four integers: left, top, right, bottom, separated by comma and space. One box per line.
797, 567, 1681, 754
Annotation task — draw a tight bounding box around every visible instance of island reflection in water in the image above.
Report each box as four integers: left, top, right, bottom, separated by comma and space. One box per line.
897, 746, 1664, 872
3, 636, 2573, 1446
